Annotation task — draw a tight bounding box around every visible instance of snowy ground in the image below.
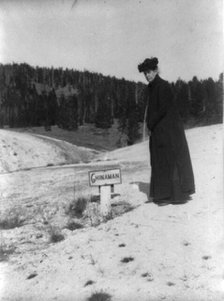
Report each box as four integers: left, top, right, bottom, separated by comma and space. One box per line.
0, 124, 223, 301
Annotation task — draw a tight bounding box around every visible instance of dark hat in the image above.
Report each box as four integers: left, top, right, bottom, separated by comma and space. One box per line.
138, 57, 159, 72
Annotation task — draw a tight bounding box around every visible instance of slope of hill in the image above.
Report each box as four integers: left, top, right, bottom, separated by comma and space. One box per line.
0, 124, 223, 301
0, 129, 98, 173
6, 121, 123, 151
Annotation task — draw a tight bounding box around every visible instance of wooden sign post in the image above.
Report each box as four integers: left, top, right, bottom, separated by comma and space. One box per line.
89, 168, 122, 216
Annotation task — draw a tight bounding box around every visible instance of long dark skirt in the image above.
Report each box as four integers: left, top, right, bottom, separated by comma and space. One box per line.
149, 122, 195, 203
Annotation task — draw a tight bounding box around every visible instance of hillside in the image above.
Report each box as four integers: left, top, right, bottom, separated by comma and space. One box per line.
6, 121, 130, 151
0, 124, 223, 301
0, 129, 99, 173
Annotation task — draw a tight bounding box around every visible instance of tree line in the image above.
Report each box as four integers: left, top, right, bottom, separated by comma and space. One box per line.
0, 63, 222, 145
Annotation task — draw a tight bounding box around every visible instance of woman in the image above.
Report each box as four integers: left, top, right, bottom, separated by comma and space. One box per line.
138, 57, 195, 205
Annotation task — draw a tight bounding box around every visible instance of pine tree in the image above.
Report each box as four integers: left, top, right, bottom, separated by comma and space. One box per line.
95, 97, 112, 128
216, 73, 223, 123
174, 79, 190, 123
57, 95, 78, 130
127, 102, 140, 145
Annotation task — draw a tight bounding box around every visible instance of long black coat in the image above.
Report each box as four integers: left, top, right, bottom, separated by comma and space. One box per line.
146, 75, 195, 201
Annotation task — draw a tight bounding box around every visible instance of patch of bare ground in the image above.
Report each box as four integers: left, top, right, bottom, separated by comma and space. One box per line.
0, 189, 138, 262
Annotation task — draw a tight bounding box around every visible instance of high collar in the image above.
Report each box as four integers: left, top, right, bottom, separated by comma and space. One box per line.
148, 74, 160, 89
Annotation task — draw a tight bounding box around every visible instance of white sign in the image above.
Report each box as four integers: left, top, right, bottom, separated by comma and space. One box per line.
89, 168, 121, 187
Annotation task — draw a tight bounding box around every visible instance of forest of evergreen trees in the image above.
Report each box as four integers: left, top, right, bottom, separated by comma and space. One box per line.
0, 63, 223, 145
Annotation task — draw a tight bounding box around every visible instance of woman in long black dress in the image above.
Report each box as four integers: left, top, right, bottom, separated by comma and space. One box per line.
138, 57, 195, 205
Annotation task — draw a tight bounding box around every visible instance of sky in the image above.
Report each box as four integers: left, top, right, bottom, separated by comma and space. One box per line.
0, 0, 223, 83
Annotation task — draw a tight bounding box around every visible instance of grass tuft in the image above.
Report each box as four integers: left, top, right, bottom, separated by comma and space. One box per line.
65, 220, 84, 231
120, 256, 134, 263
84, 280, 95, 287
27, 273, 38, 280
141, 272, 154, 281
66, 197, 88, 218
0, 244, 15, 262
0, 209, 25, 229
87, 291, 112, 301
48, 226, 65, 243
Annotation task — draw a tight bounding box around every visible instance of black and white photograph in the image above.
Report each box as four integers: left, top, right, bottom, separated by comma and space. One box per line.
0, 0, 223, 300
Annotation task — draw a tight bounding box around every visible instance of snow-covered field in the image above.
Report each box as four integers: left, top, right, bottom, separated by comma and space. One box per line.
0, 124, 223, 301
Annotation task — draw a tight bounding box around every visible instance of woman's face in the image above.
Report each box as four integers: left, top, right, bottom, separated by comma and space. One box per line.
144, 69, 158, 83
